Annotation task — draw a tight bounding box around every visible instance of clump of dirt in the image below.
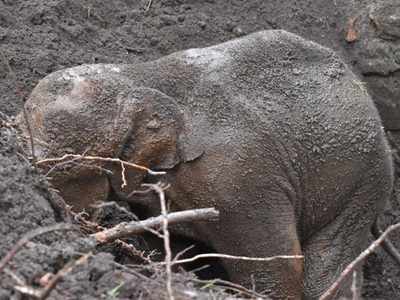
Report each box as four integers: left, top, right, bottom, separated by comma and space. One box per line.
1, 0, 400, 299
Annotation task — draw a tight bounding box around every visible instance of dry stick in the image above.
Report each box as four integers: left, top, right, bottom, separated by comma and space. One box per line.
72, 210, 153, 264
120, 161, 127, 188
36, 154, 166, 187
158, 253, 304, 266
351, 271, 358, 300
91, 208, 219, 243
143, 183, 174, 300
14, 252, 91, 300
45, 149, 91, 177
173, 244, 195, 262
38, 252, 91, 299
320, 222, 400, 300
13, 285, 42, 298
4, 268, 26, 286
0, 223, 75, 274
145, 0, 153, 11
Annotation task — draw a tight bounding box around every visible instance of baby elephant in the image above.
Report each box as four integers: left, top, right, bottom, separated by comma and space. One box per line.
19, 30, 393, 299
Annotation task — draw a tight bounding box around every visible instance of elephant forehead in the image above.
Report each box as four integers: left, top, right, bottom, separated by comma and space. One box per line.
182, 48, 231, 72
58, 64, 122, 81
50, 77, 90, 111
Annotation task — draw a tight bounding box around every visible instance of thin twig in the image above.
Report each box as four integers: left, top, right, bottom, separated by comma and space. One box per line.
38, 252, 91, 299
127, 187, 153, 198
91, 208, 219, 243
173, 245, 195, 262
36, 154, 166, 176
14, 253, 91, 300
145, 0, 153, 12
45, 149, 90, 177
4, 268, 26, 286
0, 223, 75, 274
120, 161, 127, 188
45, 158, 78, 177
320, 222, 400, 300
13, 285, 42, 298
72, 210, 153, 263
143, 183, 174, 300
351, 271, 358, 300
125, 183, 169, 205
158, 253, 303, 266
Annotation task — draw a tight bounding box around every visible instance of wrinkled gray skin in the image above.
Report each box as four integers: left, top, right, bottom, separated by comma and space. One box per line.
19, 30, 393, 300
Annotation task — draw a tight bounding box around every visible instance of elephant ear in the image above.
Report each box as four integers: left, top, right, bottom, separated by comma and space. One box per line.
119, 86, 204, 170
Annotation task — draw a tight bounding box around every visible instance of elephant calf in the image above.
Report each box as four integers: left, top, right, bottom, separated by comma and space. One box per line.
19, 30, 393, 299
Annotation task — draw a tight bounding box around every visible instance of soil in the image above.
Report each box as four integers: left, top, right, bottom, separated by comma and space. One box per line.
1, 0, 400, 299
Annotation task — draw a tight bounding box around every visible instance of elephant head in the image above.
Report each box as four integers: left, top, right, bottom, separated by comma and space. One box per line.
19, 65, 203, 211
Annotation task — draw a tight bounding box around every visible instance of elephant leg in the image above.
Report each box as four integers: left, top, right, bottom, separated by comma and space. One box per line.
302, 189, 385, 300
211, 207, 304, 299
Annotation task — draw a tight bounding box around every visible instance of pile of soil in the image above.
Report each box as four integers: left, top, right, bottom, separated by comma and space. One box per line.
1, 0, 400, 299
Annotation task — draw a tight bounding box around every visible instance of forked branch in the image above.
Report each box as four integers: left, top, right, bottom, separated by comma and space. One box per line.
320, 222, 400, 300
91, 207, 219, 244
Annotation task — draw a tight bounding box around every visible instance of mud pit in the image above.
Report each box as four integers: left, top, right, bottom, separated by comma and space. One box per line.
1, 0, 400, 299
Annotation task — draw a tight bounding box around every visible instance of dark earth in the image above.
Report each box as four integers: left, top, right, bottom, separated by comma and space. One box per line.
1, 0, 400, 299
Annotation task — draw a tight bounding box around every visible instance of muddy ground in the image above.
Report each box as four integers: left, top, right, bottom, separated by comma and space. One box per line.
1, 0, 400, 299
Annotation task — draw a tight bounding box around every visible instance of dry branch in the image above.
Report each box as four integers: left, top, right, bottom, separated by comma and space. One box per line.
0, 223, 75, 274
36, 154, 166, 188
159, 253, 304, 266
36, 154, 165, 175
3, 268, 26, 286
143, 183, 174, 300
14, 252, 91, 300
72, 208, 153, 263
91, 208, 219, 243
145, 0, 153, 11
320, 222, 400, 300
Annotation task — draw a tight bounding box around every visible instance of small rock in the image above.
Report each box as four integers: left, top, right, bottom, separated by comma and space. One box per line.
232, 26, 244, 37
177, 15, 185, 23
160, 14, 177, 26
292, 68, 302, 75
198, 20, 207, 29
225, 21, 235, 32
150, 37, 160, 46
146, 119, 161, 129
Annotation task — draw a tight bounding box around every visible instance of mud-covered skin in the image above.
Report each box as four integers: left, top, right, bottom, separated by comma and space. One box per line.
19, 30, 393, 299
